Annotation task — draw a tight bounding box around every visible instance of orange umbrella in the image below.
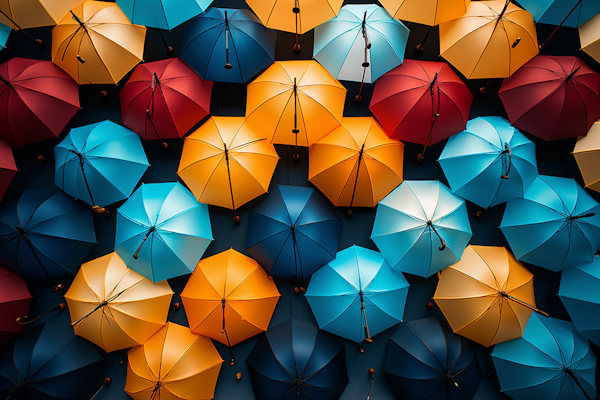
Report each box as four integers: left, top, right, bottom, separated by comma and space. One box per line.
180, 249, 280, 365
308, 117, 404, 214
177, 116, 279, 223
580, 13, 600, 65
433, 245, 548, 347
0, 0, 85, 29
125, 322, 223, 400
64, 252, 173, 353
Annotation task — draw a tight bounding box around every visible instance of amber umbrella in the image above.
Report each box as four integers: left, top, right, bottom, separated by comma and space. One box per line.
180, 249, 280, 365
573, 120, 600, 194
433, 245, 548, 347
64, 252, 173, 353
580, 13, 600, 65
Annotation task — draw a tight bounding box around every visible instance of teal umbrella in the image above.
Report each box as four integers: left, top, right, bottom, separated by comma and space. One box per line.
117, 0, 213, 30
0, 23, 9, 50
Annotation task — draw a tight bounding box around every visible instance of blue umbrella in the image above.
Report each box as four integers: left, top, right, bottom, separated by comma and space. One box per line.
246, 319, 348, 400
305, 245, 410, 344
114, 182, 213, 282
117, 0, 213, 30
438, 116, 538, 212
0, 23, 10, 51
492, 314, 597, 400
500, 175, 600, 272
180, 8, 277, 84
371, 181, 472, 278
246, 185, 342, 281
517, 0, 600, 28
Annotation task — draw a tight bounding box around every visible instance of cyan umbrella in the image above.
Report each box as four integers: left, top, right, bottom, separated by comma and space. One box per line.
500, 175, 600, 272
114, 182, 213, 282
0, 23, 10, 50
371, 180, 472, 278
180, 8, 277, 84
246, 185, 342, 281
492, 314, 597, 400
438, 116, 538, 212
517, 0, 600, 28
305, 245, 410, 344
117, 0, 213, 30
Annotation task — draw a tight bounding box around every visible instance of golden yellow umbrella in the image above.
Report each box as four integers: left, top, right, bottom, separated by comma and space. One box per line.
64, 252, 173, 353
51, 1, 146, 84
573, 120, 600, 194
580, 13, 600, 65
308, 117, 404, 214
433, 245, 548, 347
0, 0, 85, 29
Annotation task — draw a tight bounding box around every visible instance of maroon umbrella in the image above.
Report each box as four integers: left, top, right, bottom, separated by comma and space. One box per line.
499, 55, 600, 141
0, 58, 80, 148
0, 139, 16, 202
120, 58, 213, 146
0, 266, 31, 348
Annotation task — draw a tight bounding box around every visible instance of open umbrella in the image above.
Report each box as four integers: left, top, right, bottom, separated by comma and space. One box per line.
518, 0, 599, 27
380, 0, 470, 25
246, 185, 342, 281
246, 319, 349, 400
580, 13, 600, 64
573, 120, 600, 194
0, 23, 9, 50
0, 139, 16, 202
117, 0, 212, 30
500, 175, 600, 272
0, 0, 85, 29
371, 181, 472, 278
0, 266, 31, 348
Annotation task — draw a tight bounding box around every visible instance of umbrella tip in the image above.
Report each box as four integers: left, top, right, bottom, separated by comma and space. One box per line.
355, 95, 362, 103
224, 63, 233, 70
236, 372, 242, 380
416, 44, 423, 51
293, 44, 301, 52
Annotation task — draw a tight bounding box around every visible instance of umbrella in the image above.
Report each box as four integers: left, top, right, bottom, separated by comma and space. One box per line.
371, 181, 472, 278
177, 116, 279, 223
0, 57, 80, 149
492, 314, 597, 400
438, 116, 538, 211
120, 58, 213, 144
500, 175, 600, 272
433, 245, 547, 347
308, 116, 404, 212
0, 323, 103, 399
573, 120, 600, 194
0, 23, 10, 50
114, 182, 213, 283
51, 1, 146, 85
54, 120, 150, 214
65, 252, 173, 353
125, 322, 223, 400
380, 0, 470, 26
305, 245, 410, 344
384, 316, 482, 400
517, 0, 599, 27
117, 0, 212, 30
245, 60, 346, 157
0, 266, 31, 348
499, 56, 600, 141
0, 0, 85, 29
246, 319, 349, 400
580, 13, 600, 65
180, 7, 277, 84
246, 185, 342, 281
439, 0, 539, 80
0, 139, 16, 202
180, 248, 280, 365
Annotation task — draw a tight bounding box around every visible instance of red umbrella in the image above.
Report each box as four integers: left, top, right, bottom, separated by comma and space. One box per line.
120, 58, 213, 146
0, 266, 31, 348
0, 139, 16, 202
499, 55, 600, 141
0, 58, 80, 148
369, 60, 472, 160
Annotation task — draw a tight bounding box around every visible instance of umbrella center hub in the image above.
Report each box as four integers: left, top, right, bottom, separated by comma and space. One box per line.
16, 226, 25, 233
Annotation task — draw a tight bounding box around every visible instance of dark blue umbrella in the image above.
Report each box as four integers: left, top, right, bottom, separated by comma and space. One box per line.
246, 185, 342, 281
246, 319, 348, 400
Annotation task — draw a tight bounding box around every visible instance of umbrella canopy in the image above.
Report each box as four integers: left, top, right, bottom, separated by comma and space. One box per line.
115, 182, 213, 282
580, 13, 600, 64
305, 245, 410, 343
308, 117, 404, 209
438, 116, 538, 210
246, 185, 342, 280
125, 322, 223, 400
433, 245, 542, 347
0, 58, 80, 148
117, 0, 212, 30
180, 7, 277, 84
384, 316, 482, 400
499, 56, 600, 141
573, 120, 600, 194
246, 0, 343, 34
65, 252, 173, 353
0, 139, 16, 202
120, 58, 213, 141
492, 314, 597, 400
379, 0, 470, 25
371, 181, 472, 278
51, 1, 146, 84
0, 23, 10, 51
439, 0, 539, 79
246, 319, 349, 400
0, 266, 31, 349
517, 0, 600, 27
0, 0, 85, 29
500, 175, 600, 272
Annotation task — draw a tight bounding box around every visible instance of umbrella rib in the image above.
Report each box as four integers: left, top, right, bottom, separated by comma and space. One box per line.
511, 80, 571, 133
405, 323, 450, 373
202, 25, 226, 78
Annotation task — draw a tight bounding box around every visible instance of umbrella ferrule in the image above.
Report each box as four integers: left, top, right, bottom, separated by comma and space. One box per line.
565, 66, 582, 81
429, 72, 439, 93
0, 74, 12, 88
495, 0, 511, 28
570, 212, 596, 220
70, 10, 87, 31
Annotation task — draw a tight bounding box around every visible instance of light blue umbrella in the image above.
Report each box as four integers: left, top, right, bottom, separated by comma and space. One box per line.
438, 116, 538, 211
517, 0, 600, 28
114, 182, 213, 282
492, 313, 597, 400
0, 23, 10, 51
305, 245, 410, 344
117, 0, 213, 30
500, 175, 600, 272
371, 181, 472, 278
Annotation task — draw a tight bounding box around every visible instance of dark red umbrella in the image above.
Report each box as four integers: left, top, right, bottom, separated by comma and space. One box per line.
369, 59, 472, 159
499, 55, 600, 141
0, 266, 31, 348
120, 58, 213, 146
0, 58, 80, 148
0, 139, 16, 202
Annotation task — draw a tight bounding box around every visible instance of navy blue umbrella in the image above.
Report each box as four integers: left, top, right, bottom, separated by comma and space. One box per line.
246, 319, 348, 400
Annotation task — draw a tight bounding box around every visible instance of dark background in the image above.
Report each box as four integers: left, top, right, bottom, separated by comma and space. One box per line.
2, 1, 600, 399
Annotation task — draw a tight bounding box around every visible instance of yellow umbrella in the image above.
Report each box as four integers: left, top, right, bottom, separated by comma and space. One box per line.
573, 120, 600, 194
580, 13, 600, 65
380, 0, 470, 26
51, 1, 146, 84
64, 252, 173, 353
0, 0, 85, 29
